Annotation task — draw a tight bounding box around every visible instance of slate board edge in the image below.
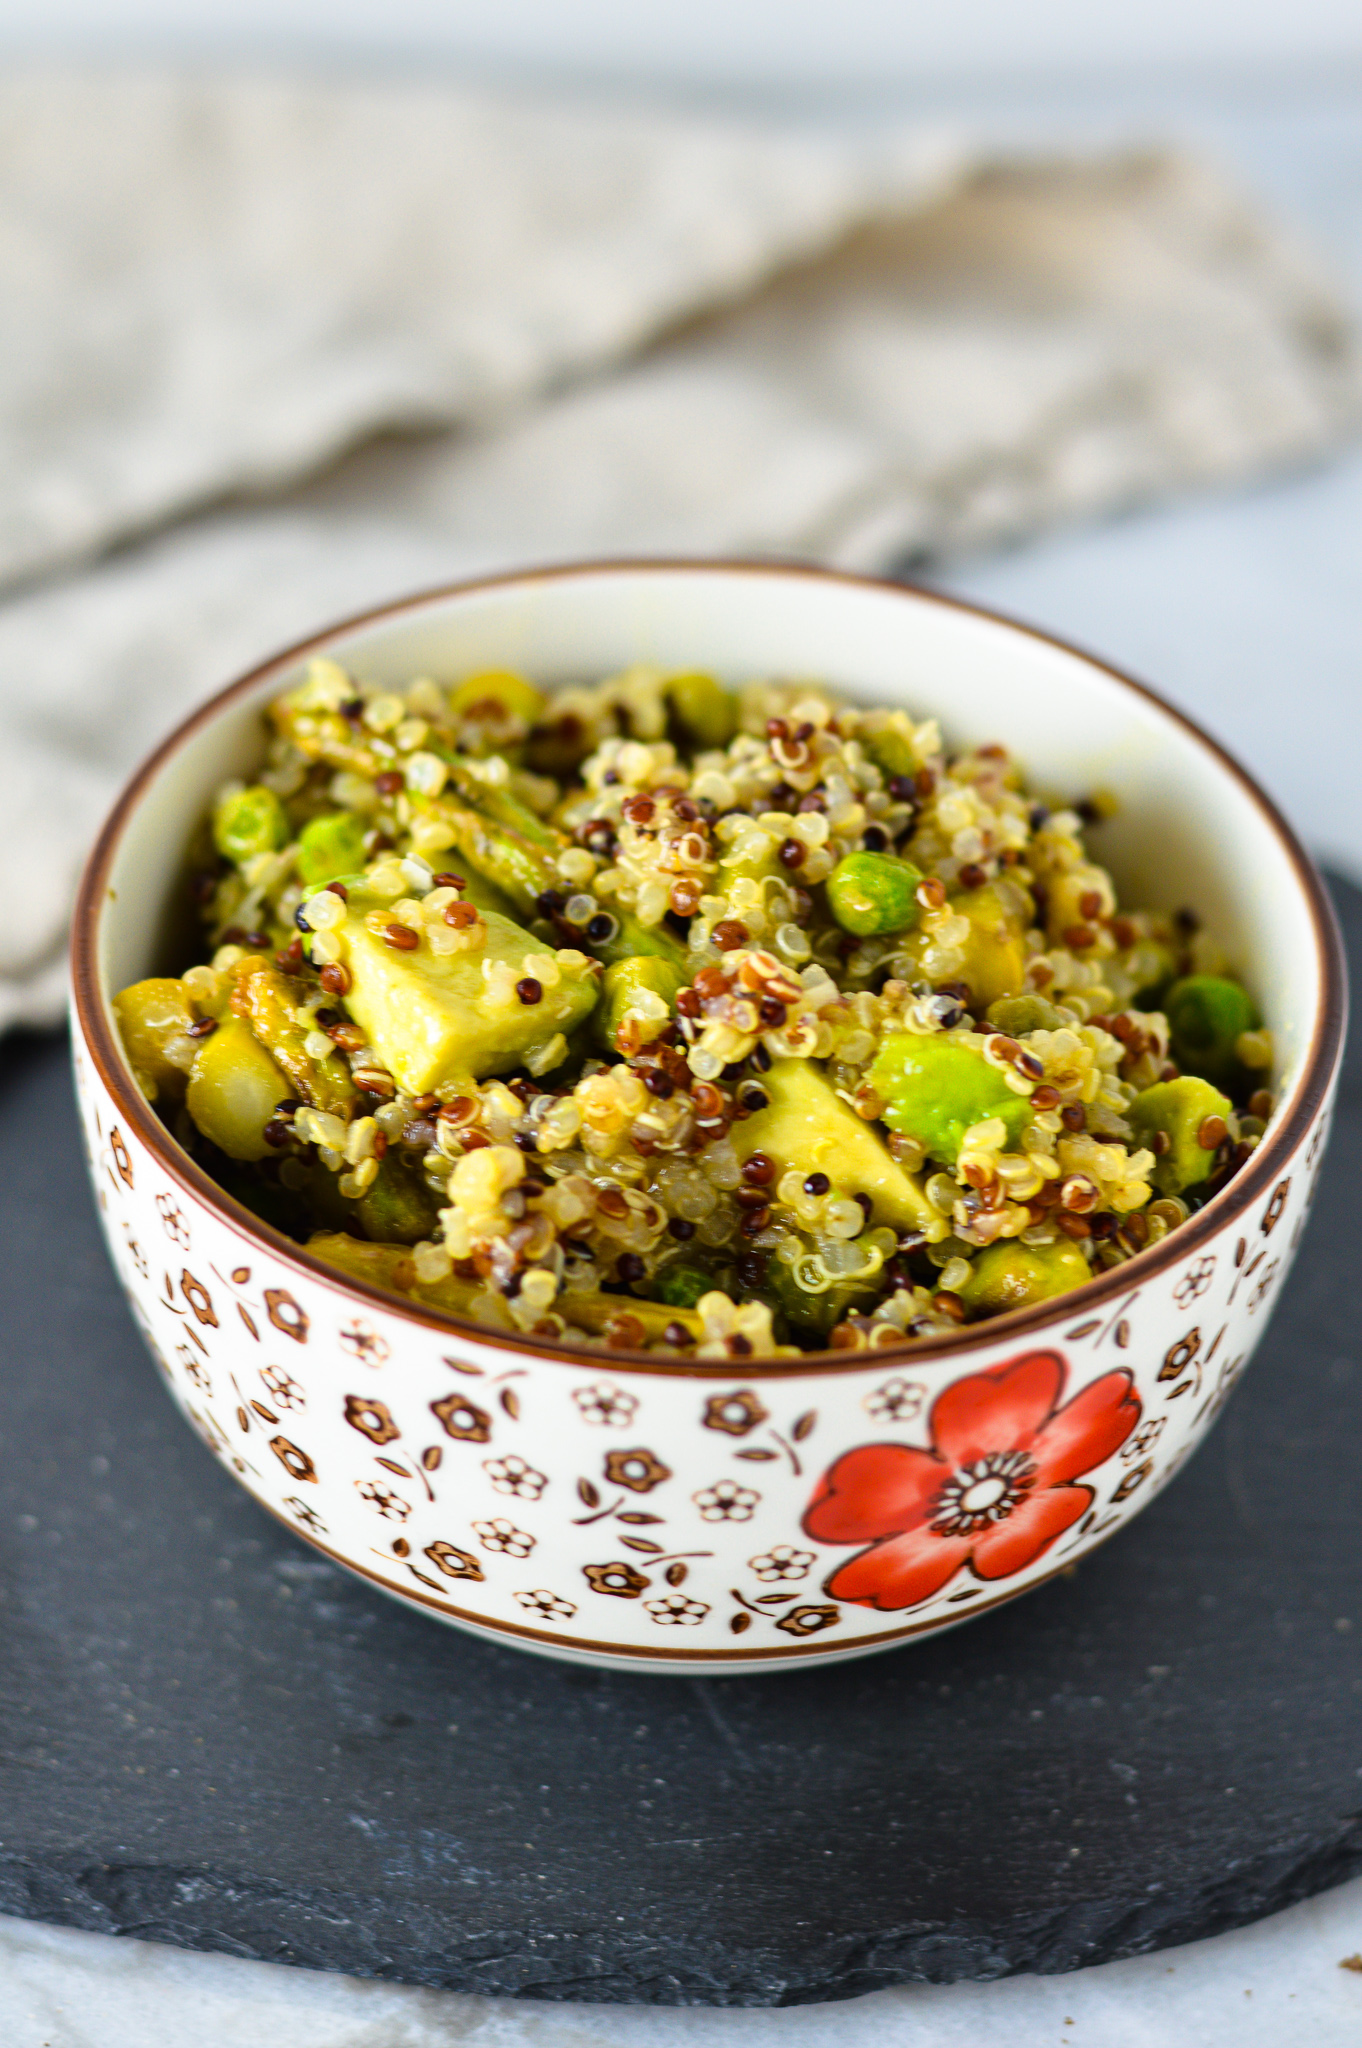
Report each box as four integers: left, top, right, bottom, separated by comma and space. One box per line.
3, 1822, 1362, 2007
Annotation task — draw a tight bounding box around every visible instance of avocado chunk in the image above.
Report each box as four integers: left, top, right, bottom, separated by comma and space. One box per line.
730, 1057, 938, 1234
113, 977, 200, 1103
895, 882, 1027, 1007
335, 901, 599, 1094
869, 1033, 1030, 1166
958, 1238, 1091, 1317
1128, 1075, 1232, 1194
185, 1017, 292, 1161
1165, 974, 1259, 1090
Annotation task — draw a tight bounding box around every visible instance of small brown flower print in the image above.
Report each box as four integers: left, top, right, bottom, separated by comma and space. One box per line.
1122, 1417, 1165, 1462
473, 1517, 535, 1558
484, 1454, 547, 1500
175, 1343, 210, 1394
775, 1604, 840, 1638
1174, 1256, 1216, 1308
1261, 1178, 1291, 1236
1111, 1459, 1154, 1502
340, 1320, 390, 1366
584, 1560, 651, 1599
260, 1366, 305, 1411
430, 1392, 492, 1443
645, 1593, 709, 1626
573, 1381, 638, 1427
423, 1540, 484, 1581
864, 1377, 926, 1423
344, 1394, 400, 1445
1248, 1258, 1280, 1314
702, 1389, 769, 1437
155, 1193, 188, 1245
356, 1478, 410, 1521
1159, 1328, 1201, 1382
693, 1479, 760, 1523
514, 1589, 576, 1622
123, 1228, 148, 1279
603, 1447, 671, 1494
180, 1270, 218, 1327
110, 1127, 134, 1189
284, 1496, 326, 1533
265, 1288, 309, 1343
270, 1435, 317, 1483
749, 1544, 816, 1583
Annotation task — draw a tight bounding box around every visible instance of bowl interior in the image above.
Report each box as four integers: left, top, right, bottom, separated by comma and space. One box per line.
91, 566, 1324, 1135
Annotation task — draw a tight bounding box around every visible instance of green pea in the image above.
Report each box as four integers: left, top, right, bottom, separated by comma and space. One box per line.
958, 1238, 1090, 1316
1165, 975, 1259, 1090
826, 851, 925, 938
868, 1033, 1030, 1166
1128, 1075, 1233, 1195
667, 671, 737, 749
297, 811, 370, 888
654, 1263, 715, 1310
212, 784, 289, 868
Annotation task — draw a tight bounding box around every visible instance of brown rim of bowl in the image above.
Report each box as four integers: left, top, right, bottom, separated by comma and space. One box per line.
71, 557, 1348, 1380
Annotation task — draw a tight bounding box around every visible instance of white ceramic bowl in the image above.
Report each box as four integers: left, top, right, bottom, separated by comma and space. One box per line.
71, 562, 1346, 1673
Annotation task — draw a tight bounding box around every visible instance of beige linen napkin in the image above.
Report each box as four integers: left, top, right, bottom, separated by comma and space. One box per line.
0, 68, 1356, 1029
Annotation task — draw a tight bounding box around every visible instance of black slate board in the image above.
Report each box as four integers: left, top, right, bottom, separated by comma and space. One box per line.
0, 886, 1359, 2010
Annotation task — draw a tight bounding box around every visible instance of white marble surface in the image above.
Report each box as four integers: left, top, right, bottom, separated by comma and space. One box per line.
6, 65, 1362, 2048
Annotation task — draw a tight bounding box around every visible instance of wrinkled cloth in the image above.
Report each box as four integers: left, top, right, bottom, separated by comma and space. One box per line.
0, 67, 1357, 1029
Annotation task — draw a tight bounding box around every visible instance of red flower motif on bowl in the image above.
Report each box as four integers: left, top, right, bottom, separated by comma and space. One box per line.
803, 1350, 1139, 1612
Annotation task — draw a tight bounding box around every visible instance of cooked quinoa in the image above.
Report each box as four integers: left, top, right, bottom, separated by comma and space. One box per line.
114, 660, 1276, 1360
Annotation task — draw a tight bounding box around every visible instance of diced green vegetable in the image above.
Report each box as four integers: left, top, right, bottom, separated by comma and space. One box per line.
958, 1238, 1090, 1316
447, 670, 545, 730
826, 851, 925, 938
113, 978, 199, 1103
1165, 975, 1259, 1090
869, 1033, 1030, 1166
731, 1057, 938, 1233
352, 1154, 444, 1246
558, 1293, 702, 1344
667, 671, 736, 749
185, 1018, 291, 1161
337, 901, 599, 1094
767, 1253, 880, 1341
600, 955, 686, 1051
653, 1263, 715, 1310
297, 812, 369, 888
1128, 1075, 1233, 1194
985, 993, 1070, 1035
230, 957, 357, 1116
213, 785, 289, 868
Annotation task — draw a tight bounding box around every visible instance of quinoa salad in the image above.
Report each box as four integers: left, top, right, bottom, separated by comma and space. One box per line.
114, 661, 1276, 1361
